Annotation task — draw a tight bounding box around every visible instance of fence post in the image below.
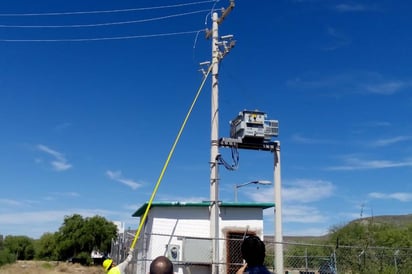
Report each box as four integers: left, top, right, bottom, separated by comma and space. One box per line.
305, 248, 308, 272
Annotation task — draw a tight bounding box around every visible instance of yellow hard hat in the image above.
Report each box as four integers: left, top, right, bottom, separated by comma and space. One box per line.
102, 259, 113, 272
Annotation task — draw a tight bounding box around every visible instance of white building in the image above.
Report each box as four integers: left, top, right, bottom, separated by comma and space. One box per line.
131, 201, 274, 274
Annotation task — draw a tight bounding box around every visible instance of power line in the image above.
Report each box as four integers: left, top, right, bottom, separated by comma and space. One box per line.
0, 0, 217, 16
0, 9, 211, 28
0, 29, 205, 42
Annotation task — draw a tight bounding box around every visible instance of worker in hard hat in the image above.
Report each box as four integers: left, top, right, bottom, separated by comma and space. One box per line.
102, 248, 134, 274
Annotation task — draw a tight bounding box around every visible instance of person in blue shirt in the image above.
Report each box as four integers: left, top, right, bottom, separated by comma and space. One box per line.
236, 235, 272, 274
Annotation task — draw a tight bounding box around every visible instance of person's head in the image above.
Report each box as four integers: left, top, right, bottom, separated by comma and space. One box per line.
241, 235, 266, 266
150, 256, 174, 274
102, 258, 115, 272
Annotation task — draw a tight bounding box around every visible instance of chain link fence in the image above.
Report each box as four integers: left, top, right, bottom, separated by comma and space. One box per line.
110, 231, 412, 274
266, 241, 412, 274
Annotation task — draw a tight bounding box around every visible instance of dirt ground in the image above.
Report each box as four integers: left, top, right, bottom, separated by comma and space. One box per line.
0, 260, 105, 274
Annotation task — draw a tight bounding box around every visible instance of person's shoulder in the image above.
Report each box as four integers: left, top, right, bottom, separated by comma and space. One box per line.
258, 266, 273, 274
107, 265, 120, 273
245, 265, 273, 274
263, 267, 273, 274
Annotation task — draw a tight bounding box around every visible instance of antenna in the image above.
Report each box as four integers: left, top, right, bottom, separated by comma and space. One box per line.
360, 202, 365, 218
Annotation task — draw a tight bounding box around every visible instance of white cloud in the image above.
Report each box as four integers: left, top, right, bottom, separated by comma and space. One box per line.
328, 157, 412, 170
0, 198, 23, 207
322, 27, 351, 51
369, 192, 412, 202
369, 136, 412, 147
65, 192, 80, 197
283, 226, 329, 237
49, 192, 80, 198
37, 145, 65, 161
363, 81, 409, 95
0, 210, 69, 225
0, 208, 120, 225
54, 122, 72, 131
0, 208, 131, 238
106, 170, 141, 190
251, 179, 334, 234
248, 179, 334, 203
291, 133, 336, 144
263, 206, 329, 236
283, 205, 327, 223
248, 188, 273, 202
363, 121, 391, 128
287, 71, 409, 96
51, 160, 72, 171
283, 179, 335, 203
335, 4, 373, 12
124, 204, 141, 211
37, 144, 72, 171
156, 194, 209, 203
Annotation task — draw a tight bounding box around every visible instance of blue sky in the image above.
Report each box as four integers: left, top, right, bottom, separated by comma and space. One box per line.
1, 0, 411, 239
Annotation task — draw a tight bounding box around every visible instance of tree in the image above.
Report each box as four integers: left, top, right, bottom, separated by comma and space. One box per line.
328, 219, 412, 274
84, 215, 117, 253
55, 214, 117, 262
56, 214, 85, 260
0, 249, 15, 267
0, 234, 15, 267
3, 235, 35, 260
36, 232, 58, 260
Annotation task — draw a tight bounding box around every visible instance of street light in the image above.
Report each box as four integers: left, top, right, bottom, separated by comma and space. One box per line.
234, 180, 272, 202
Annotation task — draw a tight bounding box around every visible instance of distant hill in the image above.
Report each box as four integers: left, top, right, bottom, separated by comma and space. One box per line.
264, 214, 412, 243
349, 213, 412, 227
264, 235, 329, 243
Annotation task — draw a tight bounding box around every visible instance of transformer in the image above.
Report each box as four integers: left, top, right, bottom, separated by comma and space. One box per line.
230, 110, 278, 142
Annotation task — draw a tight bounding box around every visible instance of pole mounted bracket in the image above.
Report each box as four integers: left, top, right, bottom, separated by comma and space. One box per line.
198, 61, 211, 76
205, 0, 235, 39
217, 0, 235, 25
219, 137, 278, 152
218, 37, 236, 61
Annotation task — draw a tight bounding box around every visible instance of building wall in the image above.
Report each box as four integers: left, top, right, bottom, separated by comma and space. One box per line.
136, 206, 265, 274
219, 207, 264, 274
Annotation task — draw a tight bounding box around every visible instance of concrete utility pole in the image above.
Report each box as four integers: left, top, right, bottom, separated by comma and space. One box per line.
273, 142, 284, 274
210, 10, 220, 274
207, 2, 235, 273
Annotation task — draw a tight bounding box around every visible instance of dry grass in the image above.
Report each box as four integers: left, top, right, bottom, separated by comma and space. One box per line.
0, 260, 105, 274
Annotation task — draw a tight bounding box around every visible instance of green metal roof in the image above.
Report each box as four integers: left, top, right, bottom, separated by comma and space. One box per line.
132, 201, 275, 217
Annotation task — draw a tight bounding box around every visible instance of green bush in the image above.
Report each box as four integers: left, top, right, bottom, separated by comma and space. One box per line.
77, 251, 93, 265
0, 248, 16, 267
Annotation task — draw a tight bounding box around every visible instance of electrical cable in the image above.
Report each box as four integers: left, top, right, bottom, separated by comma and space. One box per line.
130, 61, 214, 250
204, 0, 220, 25
0, 0, 217, 16
217, 146, 239, 171
0, 9, 211, 28
0, 29, 205, 42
